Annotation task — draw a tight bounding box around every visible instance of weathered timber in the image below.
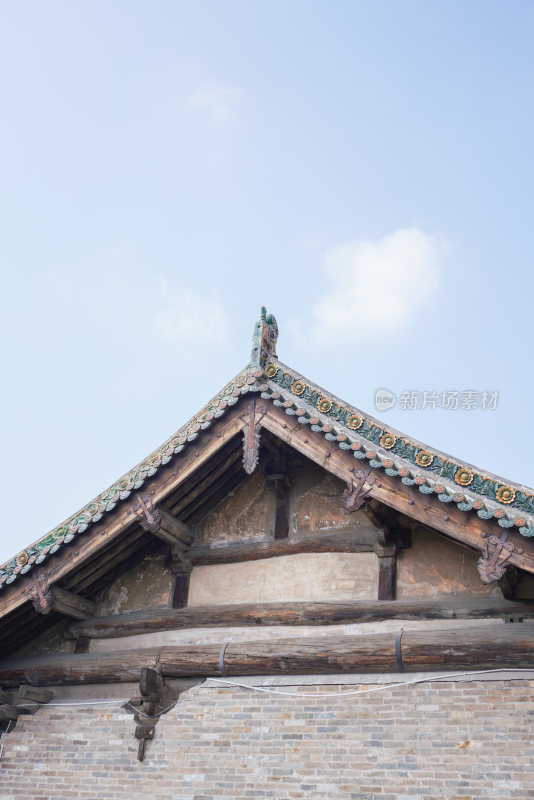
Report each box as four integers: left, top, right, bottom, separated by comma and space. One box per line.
0, 648, 161, 686
17, 685, 53, 704
2, 624, 534, 684
50, 587, 96, 620
242, 398, 262, 475
190, 530, 377, 566
273, 476, 289, 540
172, 573, 190, 609
30, 583, 96, 620
137, 501, 194, 574
139, 666, 164, 704
377, 556, 396, 601
158, 508, 195, 546
65, 598, 534, 639
0, 704, 20, 721
263, 445, 290, 539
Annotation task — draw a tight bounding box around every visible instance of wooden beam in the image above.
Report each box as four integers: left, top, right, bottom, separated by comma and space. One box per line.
51, 587, 96, 620
137, 504, 195, 575
30, 585, 96, 621
0, 649, 161, 686
2, 623, 534, 683
158, 509, 195, 547
66, 598, 534, 640
190, 530, 378, 566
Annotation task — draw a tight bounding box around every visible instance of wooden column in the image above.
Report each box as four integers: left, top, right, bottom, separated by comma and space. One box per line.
375, 544, 397, 601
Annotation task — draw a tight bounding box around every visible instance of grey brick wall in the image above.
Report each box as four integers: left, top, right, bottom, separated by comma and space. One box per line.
0, 679, 533, 799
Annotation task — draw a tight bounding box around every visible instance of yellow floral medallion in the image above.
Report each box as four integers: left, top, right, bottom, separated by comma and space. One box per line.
380, 433, 396, 450
455, 468, 474, 487
496, 485, 516, 505
347, 414, 363, 430
415, 450, 434, 468
291, 380, 306, 396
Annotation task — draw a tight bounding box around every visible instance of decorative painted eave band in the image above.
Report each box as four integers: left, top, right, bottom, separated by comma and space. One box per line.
259, 361, 534, 538
0, 364, 263, 592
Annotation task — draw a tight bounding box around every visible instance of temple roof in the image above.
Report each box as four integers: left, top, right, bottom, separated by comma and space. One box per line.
2, 307, 534, 595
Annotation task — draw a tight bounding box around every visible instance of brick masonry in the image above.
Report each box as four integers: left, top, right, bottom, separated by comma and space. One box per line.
1, 679, 533, 799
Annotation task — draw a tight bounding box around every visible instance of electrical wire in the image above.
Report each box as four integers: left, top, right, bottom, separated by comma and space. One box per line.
204, 668, 534, 698
123, 700, 178, 719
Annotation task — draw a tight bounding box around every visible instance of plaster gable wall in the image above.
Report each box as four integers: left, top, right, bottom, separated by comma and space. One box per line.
96, 553, 173, 616
197, 459, 377, 545
197, 470, 276, 546
289, 461, 365, 534
188, 552, 379, 605
397, 528, 503, 599
11, 618, 73, 658
190, 460, 381, 605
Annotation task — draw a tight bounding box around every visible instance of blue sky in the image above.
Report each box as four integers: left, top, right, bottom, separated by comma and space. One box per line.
1, 1, 533, 565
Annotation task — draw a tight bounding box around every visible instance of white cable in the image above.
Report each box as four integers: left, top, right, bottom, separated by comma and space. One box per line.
123, 700, 178, 719
204, 668, 534, 698
40, 699, 123, 707
24, 698, 179, 719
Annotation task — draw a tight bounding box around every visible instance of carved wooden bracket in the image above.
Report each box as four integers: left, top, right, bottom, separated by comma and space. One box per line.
0, 685, 53, 731
28, 575, 95, 620
240, 398, 266, 475
136, 498, 194, 575
342, 466, 375, 513
27, 573, 52, 614
477, 530, 524, 584
124, 669, 200, 761
134, 667, 165, 761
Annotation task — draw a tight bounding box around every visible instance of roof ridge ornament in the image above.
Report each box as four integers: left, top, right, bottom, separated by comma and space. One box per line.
251, 306, 278, 370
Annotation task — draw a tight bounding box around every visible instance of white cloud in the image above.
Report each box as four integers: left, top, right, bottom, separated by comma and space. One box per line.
188, 83, 237, 127
155, 283, 229, 353
313, 228, 441, 342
